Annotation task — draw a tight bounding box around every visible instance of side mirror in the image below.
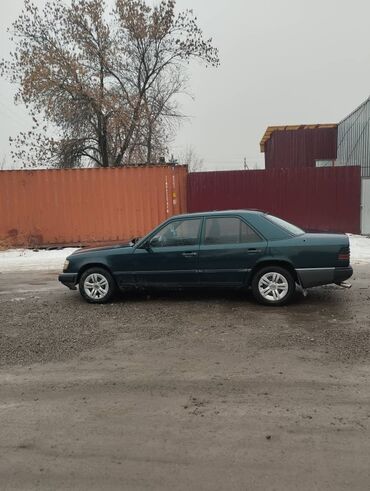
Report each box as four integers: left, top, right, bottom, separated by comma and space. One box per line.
149, 237, 161, 248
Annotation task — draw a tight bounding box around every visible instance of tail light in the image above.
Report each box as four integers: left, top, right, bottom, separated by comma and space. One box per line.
338, 246, 350, 262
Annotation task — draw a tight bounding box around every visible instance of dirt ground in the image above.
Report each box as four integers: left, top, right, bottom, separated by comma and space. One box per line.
1, 266, 370, 491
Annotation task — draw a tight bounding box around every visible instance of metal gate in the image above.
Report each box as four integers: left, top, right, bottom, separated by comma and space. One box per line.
188, 167, 361, 234
362, 178, 370, 234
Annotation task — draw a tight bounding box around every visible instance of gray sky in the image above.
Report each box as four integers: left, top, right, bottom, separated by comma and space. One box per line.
0, 0, 369, 170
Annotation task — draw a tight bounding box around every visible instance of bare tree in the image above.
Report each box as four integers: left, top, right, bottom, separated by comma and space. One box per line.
0, 155, 6, 170
125, 70, 185, 164
179, 145, 204, 172
1, 0, 219, 168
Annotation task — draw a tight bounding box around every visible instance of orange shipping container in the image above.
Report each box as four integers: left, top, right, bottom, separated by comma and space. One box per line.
0, 165, 188, 247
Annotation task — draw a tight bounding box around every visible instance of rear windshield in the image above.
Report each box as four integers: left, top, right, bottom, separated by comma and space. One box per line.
265, 215, 305, 236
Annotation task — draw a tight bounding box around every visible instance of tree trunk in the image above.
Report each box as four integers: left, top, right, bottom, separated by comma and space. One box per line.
97, 115, 109, 167
146, 125, 153, 164
115, 95, 144, 166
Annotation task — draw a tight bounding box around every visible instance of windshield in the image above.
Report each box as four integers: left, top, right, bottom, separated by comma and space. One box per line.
265, 215, 305, 236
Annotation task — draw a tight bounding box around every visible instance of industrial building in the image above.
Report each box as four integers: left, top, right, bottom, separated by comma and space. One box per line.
337, 97, 370, 177
260, 124, 338, 169
260, 96, 370, 234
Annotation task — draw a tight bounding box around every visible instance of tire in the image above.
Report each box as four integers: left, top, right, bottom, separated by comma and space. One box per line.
251, 266, 295, 306
79, 267, 116, 304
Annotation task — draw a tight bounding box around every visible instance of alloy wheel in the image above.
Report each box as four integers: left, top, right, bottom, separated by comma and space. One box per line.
258, 272, 289, 302
84, 273, 109, 300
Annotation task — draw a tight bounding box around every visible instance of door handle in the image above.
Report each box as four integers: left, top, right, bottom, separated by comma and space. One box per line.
248, 248, 261, 254
182, 252, 198, 257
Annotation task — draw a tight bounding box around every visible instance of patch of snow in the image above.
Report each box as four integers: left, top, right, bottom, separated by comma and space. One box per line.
0, 248, 79, 272
348, 235, 370, 264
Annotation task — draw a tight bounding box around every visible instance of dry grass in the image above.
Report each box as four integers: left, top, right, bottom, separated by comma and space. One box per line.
0, 237, 15, 251
0, 234, 43, 251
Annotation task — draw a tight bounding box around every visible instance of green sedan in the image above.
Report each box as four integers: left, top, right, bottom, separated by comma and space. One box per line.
59, 210, 353, 306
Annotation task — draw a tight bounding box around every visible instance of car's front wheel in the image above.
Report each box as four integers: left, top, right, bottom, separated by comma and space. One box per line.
79, 267, 116, 304
251, 266, 295, 306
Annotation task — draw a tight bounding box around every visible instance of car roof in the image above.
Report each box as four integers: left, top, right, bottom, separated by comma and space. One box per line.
170, 209, 267, 219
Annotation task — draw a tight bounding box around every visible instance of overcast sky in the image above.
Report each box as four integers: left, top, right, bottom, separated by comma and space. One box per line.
0, 0, 369, 170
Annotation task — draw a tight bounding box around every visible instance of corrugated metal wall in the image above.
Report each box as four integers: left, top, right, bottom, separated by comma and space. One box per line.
265, 127, 338, 169
0, 165, 361, 246
0, 166, 187, 247
361, 178, 370, 234
337, 97, 370, 177
188, 167, 361, 234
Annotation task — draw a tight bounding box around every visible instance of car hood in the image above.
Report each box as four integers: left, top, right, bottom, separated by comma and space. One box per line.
71, 243, 132, 255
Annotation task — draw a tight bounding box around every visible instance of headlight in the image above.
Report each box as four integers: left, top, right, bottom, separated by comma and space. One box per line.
63, 259, 70, 272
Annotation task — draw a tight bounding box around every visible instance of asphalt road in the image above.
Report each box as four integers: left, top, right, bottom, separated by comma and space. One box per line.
1, 267, 370, 490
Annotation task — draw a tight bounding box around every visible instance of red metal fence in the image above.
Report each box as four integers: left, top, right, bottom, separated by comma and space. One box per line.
188, 167, 361, 234
0, 166, 187, 247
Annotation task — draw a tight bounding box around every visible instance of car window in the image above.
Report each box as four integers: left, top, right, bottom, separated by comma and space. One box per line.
204, 217, 261, 245
265, 215, 304, 236
151, 219, 202, 247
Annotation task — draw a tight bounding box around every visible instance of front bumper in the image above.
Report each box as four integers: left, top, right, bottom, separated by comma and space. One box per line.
58, 273, 78, 290
297, 266, 353, 289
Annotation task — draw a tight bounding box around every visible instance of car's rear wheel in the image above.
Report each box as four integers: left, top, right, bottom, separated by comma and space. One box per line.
251, 266, 295, 306
79, 267, 116, 304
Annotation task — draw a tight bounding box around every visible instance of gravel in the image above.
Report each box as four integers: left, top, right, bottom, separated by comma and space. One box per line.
1, 267, 370, 367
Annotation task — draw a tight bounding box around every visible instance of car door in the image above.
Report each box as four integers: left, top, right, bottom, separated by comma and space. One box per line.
133, 217, 203, 286
198, 216, 267, 285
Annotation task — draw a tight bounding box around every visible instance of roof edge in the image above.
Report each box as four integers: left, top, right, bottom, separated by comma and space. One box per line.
338, 96, 370, 125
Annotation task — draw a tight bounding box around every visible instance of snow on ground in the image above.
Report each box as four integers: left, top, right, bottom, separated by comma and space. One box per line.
348, 235, 370, 264
0, 248, 79, 272
0, 234, 369, 272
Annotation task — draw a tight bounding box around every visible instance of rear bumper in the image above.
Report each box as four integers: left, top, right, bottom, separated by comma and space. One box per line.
58, 273, 78, 290
334, 266, 353, 284
296, 266, 353, 289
